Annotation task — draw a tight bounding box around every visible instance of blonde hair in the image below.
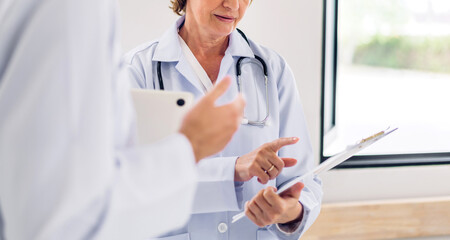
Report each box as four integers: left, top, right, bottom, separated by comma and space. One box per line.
170, 0, 186, 16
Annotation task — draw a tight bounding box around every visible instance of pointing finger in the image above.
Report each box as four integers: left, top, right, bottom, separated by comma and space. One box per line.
281, 158, 297, 167
219, 93, 246, 115
206, 76, 232, 101
269, 137, 299, 152
232, 93, 246, 112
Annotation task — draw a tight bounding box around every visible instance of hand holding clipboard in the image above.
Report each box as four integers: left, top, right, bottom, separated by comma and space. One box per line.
231, 127, 398, 223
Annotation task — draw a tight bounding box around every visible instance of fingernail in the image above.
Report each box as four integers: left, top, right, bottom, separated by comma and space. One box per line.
292, 137, 298, 141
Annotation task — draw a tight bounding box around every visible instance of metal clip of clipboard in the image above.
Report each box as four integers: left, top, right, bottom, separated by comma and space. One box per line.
231, 127, 398, 224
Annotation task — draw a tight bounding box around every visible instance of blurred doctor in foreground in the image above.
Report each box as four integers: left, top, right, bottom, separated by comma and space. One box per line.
124, 0, 323, 239
0, 0, 244, 240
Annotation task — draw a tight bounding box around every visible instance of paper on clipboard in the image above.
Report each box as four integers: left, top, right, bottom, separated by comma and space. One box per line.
231, 127, 398, 224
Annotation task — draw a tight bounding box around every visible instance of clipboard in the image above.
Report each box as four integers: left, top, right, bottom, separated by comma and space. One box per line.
231, 127, 398, 223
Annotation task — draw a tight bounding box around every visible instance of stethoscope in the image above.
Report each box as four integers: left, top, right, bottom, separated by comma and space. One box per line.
156, 29, 269, 126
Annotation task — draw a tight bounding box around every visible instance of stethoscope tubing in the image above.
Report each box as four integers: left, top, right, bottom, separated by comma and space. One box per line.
157, 61, 164, 90
236, 56, 269, 126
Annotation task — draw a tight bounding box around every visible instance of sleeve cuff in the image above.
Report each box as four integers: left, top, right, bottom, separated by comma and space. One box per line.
191, 156, 241, 214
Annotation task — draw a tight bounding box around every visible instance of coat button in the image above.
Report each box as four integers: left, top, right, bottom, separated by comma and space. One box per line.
217, 222, 228, 233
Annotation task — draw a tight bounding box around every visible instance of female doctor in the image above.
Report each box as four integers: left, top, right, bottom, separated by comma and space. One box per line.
124, 0, 323, 239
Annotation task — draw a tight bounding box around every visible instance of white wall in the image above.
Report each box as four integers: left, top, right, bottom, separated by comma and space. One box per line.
118, 0, 450, 203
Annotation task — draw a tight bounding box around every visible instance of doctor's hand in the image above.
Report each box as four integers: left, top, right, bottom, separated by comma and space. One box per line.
234, 137, 299, 184
179, 76, 245, 163
245, 182, 305, 227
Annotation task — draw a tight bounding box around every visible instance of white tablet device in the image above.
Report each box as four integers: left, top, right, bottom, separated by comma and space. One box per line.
130, 89, 194, 144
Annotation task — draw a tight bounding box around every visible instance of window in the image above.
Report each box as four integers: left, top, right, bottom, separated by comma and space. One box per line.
321, 0, 450, 168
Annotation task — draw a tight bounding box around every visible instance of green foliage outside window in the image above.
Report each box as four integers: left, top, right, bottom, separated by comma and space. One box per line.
353, 35, 450, 73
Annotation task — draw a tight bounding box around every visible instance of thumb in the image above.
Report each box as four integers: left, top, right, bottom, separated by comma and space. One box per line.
270, 137, 299, 152
280, 182, 304, 199
205, 76, 232, 102
222, 93, 245, 113
281, 158, 297, 167
216, 93, 246, 125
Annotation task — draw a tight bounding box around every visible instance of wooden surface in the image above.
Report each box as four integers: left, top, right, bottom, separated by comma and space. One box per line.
302, 197, 450, 240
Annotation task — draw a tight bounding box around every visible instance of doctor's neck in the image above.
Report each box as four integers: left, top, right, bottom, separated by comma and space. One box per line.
178, 19, 228, 58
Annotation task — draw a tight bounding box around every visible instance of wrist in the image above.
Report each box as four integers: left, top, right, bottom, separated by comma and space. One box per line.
180, 131, 202, 163
234, 157, 248, 182
191, 143, 202, 163
281, 201, 304, 224
234, 157, 241, 180
277, 202, 304, 234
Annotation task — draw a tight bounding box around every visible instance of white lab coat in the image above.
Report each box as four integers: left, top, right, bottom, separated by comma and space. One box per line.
124, 16, 323, 240
0, 1, 197, 240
